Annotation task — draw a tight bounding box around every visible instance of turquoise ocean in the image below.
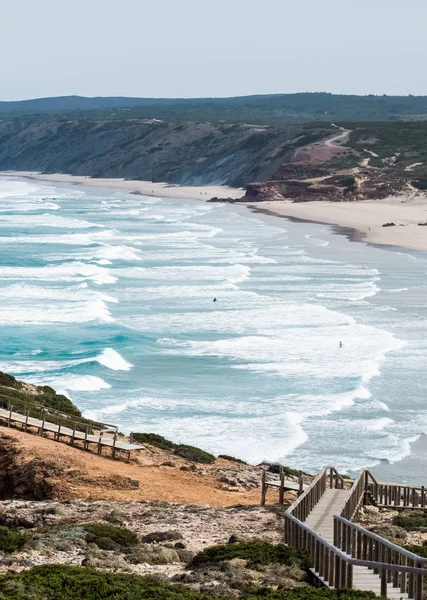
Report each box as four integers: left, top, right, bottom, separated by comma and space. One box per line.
1, 174, 427, 482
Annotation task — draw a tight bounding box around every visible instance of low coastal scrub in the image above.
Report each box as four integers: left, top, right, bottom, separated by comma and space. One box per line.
0, 564, 379, 600
83, 523, 139, 548
266, 464, 303, 478
174, 444, 215, 464
219, 454, 248, 465
132, 432, 216, 464
403, 545, 427, 557
0, 526, 26, 553
190, 541, 311, 570
132, 432, 175, 451
393, 510, 427, 530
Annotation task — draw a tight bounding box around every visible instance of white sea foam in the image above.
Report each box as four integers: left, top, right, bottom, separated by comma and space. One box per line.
78, 245, 142, 262
365, 417, 395, 431
0, 262, 117, 285
0, 283, 118, 303
0, 230, 117, 245
119, 264, 251, 284
38, 374, 111, 394
0, 299, 114, 324
95, 348, 133, 371
0, 213, 103, 229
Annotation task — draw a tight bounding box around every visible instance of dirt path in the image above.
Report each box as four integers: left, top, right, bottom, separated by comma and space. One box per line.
0, 428, 265, 506
324, 128, 350, 148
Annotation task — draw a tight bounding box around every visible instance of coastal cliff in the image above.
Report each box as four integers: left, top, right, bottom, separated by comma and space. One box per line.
1, 117, 427, 202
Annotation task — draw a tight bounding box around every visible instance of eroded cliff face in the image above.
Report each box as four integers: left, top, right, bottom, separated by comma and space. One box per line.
1, 117, 425, 202
0, 119, 332, 188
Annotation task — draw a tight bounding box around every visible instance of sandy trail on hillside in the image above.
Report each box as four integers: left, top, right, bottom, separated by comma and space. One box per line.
1, 171, 245, 201
247, 194, 427, 252
0, 428, 270, 506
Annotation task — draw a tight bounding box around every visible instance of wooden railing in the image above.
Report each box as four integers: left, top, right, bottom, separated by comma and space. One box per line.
284, 465, 427, 598
335, 516, 427, 600
367, 480, 427, 509
340, 469, 378, 521
0, 392, 117, 435
287, 511, 427, 598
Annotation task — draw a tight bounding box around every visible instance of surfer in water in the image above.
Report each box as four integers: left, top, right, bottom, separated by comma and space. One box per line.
213, 297, 218, 303
339, 341, 343, 348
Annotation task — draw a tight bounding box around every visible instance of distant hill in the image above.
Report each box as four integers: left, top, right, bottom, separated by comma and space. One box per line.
2, 93, 427, 124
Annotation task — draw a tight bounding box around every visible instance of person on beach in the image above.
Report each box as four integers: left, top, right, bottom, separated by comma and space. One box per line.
339, 341, 343, 348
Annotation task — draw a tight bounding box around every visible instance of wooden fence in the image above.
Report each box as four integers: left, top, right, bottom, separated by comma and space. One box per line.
284, 465, 427, 598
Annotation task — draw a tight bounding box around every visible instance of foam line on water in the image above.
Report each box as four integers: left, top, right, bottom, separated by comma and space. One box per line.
34, 374, 111, 395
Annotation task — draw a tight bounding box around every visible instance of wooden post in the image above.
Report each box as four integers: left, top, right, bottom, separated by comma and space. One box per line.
421, 486, 425, 508
328, 551, 334, 587
408, 560, 415, 598
340, 558, 346, 588
112, 432, 117, 459
24, 407, 29, 432
380, 570, 388, 597
40, 409, 45, 435
97, 432, 102, 455
71, 422, 76, 445
335, 554, 341, 588
392, 552, 399, 587
346, 563, 353, 589
400, 556, 407, 594
7, 403, 12, 427
260, 471, 267, 506
84, 426, 89, 451
298, 471, 304, 496
324, 547, 329, 582
415, 562, 423, 600
279, 470, 285, 505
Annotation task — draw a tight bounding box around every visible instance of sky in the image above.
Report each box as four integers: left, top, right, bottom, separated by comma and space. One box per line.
0, 0, 425, 100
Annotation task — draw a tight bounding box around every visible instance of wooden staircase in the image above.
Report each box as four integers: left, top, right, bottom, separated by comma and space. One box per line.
285, 466, 427, 599
304, 488, 409, 598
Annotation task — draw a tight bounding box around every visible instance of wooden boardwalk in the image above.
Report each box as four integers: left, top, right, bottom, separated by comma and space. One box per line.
0, 404, 143, 460
305, 489, 409, 598
284, 466, 427, 599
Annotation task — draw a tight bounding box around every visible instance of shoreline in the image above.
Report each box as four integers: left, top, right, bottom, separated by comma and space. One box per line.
4, 169, 427, 252
1, 170, 246, 202
0, 170, 424, 483
242, 197, 427, 253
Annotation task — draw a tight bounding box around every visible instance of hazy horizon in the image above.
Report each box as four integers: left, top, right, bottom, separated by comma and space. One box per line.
2, 0, 425, 101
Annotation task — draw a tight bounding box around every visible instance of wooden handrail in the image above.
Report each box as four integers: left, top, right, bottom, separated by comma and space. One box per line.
0, 392, 117, 433
285, 465, 427, 598
286, 512, 427, 573
335, 515, 427, 563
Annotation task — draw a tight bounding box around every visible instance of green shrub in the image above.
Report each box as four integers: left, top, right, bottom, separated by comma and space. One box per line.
0, 564, 379, 599
218, 454, 248, 465
83, 523, 138, 548
174, 444, 216, 464
132, 433, 217, 464
132, 432, 175, 451
0, 372, 20, 389
403, 545, 427, 557
0, 526, 26, 553
393, 510, 427, 530
190, 541, 311, 570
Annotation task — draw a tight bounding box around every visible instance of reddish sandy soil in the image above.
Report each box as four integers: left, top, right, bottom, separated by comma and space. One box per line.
0, 427, 284, 507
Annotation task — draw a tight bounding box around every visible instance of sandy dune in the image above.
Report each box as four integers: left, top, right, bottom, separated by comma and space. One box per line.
248, 194, 427, 252
2, 171, 246, 201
